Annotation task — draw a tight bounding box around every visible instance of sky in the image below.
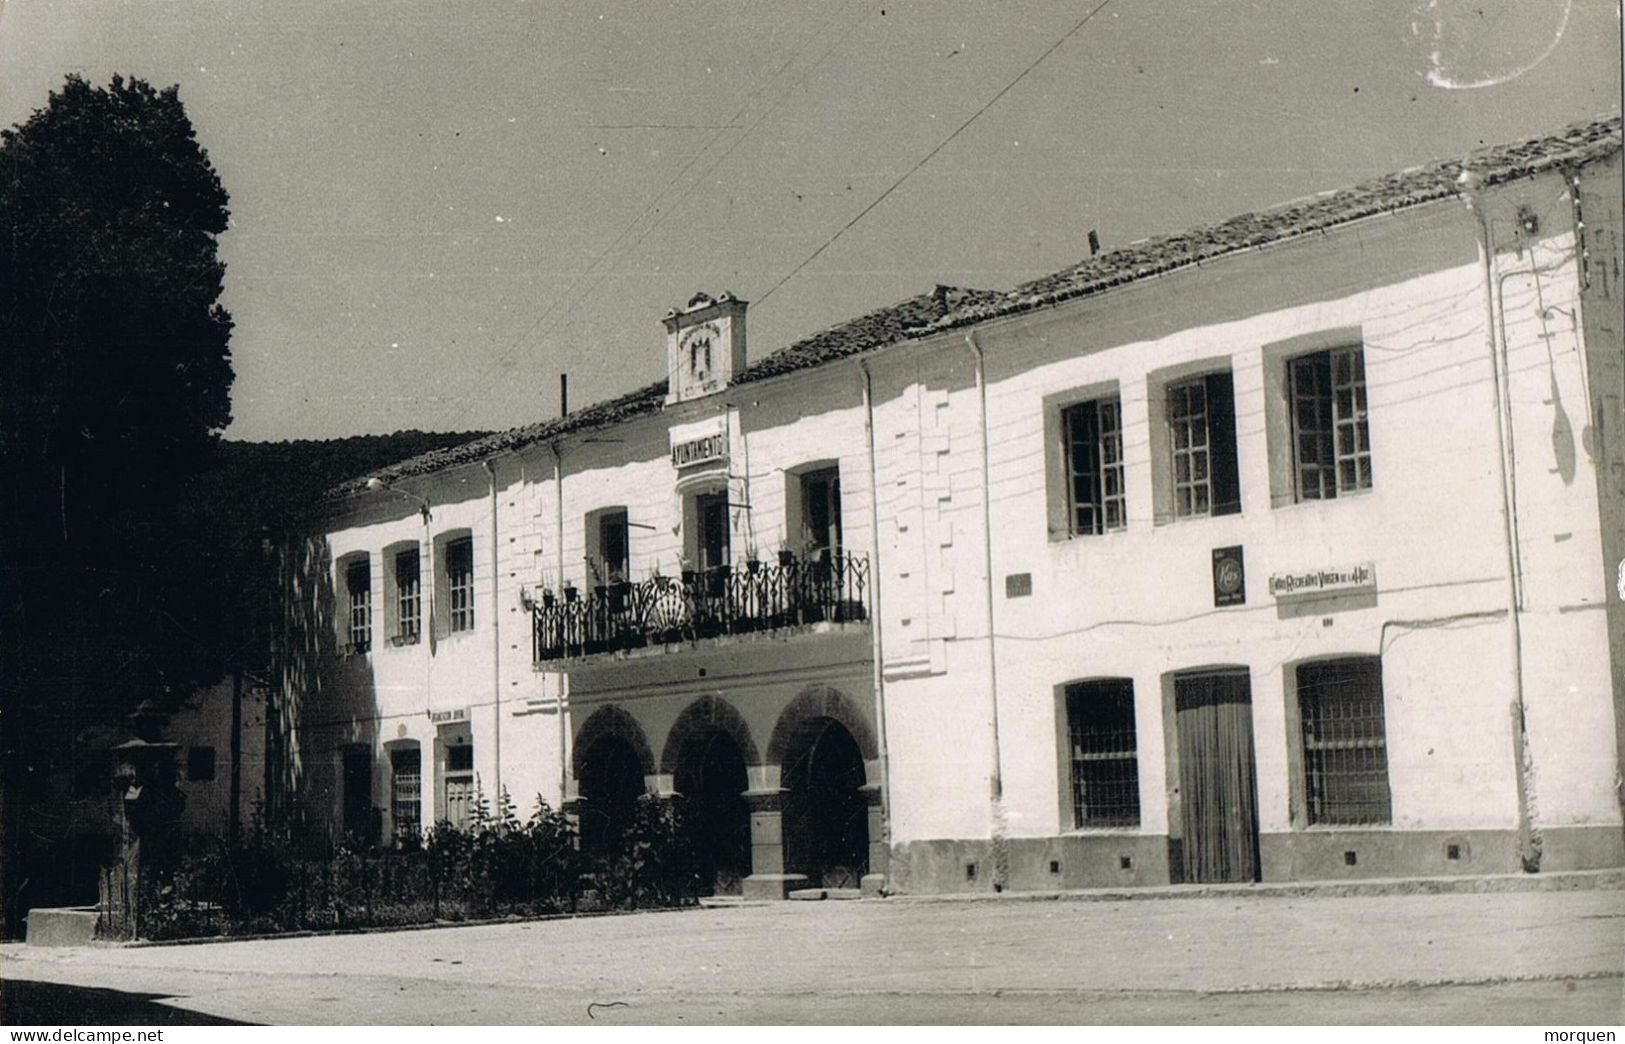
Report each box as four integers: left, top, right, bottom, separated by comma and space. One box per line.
0, 0, 1619, 442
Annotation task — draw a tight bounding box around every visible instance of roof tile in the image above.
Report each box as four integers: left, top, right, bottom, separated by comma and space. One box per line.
333, 114, 1620, 498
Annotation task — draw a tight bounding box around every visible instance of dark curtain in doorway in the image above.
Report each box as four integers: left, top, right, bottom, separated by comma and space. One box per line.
1176, 671, 1259, 883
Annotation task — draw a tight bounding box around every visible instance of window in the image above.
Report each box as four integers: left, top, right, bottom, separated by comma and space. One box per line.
345, 557, 372, 653
688, 334, 712, 382
799, 467, 842, 561
1298, 658, 1391, 825
186, 746, 216, 782
1061, 397, 1126, 535
342, 745, 372, 841
1167, 372, 1241, 519
1064, 679, 1140, 827
442, 742, 474, 829
395, 548, 421, 641
1290, 347, 1372, 500
589, 509, 630, 585
391, 747, 422, 846
446, 537, 475, 632
694, 491, 730, 573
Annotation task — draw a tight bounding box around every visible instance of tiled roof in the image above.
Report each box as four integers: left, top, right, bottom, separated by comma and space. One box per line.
330, 286, 998, 496
944, 114, 1622, 328
329, 378, 669, 497
331, 114, 1620, 499
730, 284, 1005, 384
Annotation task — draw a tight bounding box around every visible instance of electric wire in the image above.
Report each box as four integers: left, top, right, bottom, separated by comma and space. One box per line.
468, 2, 873, 411
753, 0, 1116, 310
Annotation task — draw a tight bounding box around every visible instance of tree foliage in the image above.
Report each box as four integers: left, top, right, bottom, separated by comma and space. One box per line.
2, 74, 233, 469
0, 75, 235, 933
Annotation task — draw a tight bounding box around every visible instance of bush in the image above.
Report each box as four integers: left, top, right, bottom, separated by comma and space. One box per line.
131, 791, 600, 939
591, 795, 702, 910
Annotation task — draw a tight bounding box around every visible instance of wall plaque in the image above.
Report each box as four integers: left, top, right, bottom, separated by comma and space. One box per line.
1212, 546, 1246, 607
1268, 562, 1377, 599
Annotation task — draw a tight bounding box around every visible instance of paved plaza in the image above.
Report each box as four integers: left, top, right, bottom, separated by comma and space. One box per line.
3, 885, 1623, 1024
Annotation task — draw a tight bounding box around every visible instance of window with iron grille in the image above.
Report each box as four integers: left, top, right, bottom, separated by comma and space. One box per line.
345, 558, 371, 652
395, 548, 421, 640
1298, 657, 1391, 825
1062, 397, 1126, 535
1290, 347, 1372, 500
1065, 679, 1140, 827
1167, 372, 1240, 519
447, 537, 475, 632
391, 747, 421, 844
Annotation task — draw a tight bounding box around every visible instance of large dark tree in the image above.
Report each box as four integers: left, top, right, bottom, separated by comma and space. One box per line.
1, 75, 234, 934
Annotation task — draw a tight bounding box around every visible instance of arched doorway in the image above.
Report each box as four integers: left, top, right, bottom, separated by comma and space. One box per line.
781, 717, 868, 889
577, 735, 645, 859
673, 729, 750, 895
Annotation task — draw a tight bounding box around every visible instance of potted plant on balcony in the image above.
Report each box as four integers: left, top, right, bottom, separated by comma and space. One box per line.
541, 588, 556, 608
563, 583, 578, 603
776, 540, 797, 569
587, 556, 609, 602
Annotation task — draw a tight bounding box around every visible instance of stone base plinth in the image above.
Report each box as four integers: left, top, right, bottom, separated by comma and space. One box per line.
741, 873, 809, 900
25, 906, 100, 947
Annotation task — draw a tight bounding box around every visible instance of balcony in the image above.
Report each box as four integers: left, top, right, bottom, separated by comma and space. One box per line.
532, 553, 870, 662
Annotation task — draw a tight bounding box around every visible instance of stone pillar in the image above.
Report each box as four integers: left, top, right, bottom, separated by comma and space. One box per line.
100, 740, 182, 941
741, 788, 806, 899
860, 782, 888, 897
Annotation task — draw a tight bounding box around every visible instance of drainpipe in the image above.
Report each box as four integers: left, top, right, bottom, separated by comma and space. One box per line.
483, 459, 502, 811
1458, 169, 1539, 872
858, 360, 893, 890
551, 442, 568, 808
421, 494, 433, 720
964, 330, 1008, 891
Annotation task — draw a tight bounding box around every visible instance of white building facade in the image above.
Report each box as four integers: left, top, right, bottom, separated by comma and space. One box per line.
275, 118, 1625, 895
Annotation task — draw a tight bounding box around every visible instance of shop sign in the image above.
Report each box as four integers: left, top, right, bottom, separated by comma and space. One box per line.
429, 707, 469, 726
1212, 546, 1246, 607
1268, 562, 1376, 599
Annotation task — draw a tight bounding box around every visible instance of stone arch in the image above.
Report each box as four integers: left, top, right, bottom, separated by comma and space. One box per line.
572, 704, 655, 781
659, 695, 761, 775
766, 685, 877, 765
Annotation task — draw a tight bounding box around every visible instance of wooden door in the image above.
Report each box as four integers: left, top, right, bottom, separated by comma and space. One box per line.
1176, 670, 1260, 883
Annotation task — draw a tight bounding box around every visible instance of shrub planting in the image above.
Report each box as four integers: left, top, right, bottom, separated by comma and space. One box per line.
125, 789, 706, 941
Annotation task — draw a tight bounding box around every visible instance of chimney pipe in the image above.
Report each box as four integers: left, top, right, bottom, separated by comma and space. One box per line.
1088, 230, 1101, 257
559, 373, 569, 418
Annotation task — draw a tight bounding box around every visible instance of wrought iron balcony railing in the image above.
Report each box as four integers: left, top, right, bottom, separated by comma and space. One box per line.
532, 552, 869, 662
